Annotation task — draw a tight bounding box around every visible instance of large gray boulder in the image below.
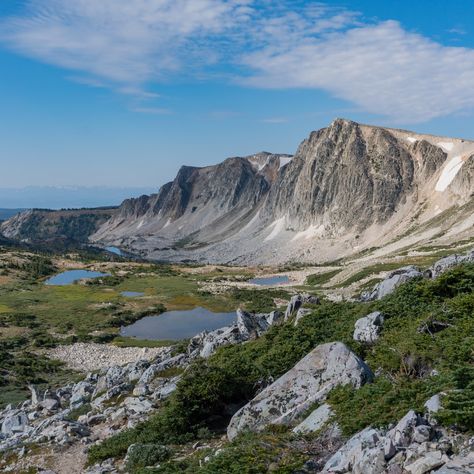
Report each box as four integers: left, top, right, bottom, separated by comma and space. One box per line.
436, 451, 474, 473
322, 427, 385, 474
353, 311, 385, 343
187, 309, 283, 359
362, 266, 422, 301
227, 342, 373, 440
426, 249, 474, 278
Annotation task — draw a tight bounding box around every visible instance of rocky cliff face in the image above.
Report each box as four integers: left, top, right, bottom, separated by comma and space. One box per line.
91, 152, 292, 251
90, 119, 474, 264
4, 119, 474, 263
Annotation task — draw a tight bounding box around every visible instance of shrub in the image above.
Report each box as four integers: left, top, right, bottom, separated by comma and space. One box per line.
126, 444, 171, 470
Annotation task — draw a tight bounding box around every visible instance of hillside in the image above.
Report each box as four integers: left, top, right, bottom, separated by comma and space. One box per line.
0, 247, 473, 473
91, 119, 474, 264
3, 119, 473, 265
0, 207, 118, 246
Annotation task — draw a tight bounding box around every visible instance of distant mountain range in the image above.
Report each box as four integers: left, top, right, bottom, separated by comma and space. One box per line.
2, 119, 474, 264
0, 186, 157, 209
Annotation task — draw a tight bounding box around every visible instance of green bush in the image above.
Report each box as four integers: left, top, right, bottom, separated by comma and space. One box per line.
230, 288, 290, 313
438, 366, 474, 430
90, 263, 474, 466
126, 444, 171, 470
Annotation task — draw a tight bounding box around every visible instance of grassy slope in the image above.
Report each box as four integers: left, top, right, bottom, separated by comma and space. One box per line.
0, 249, 287, 407
89, 264, 474, 473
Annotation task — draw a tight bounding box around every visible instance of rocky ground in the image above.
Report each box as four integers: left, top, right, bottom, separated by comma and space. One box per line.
47, 343, 169, 373
1, 249, 474, 473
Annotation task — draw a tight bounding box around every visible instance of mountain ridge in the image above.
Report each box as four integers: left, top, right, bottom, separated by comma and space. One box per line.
2, 118, 474, 263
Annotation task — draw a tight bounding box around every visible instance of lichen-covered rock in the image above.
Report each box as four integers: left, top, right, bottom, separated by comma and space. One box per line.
292, 403, 336, 434
284, 294, 319, 321
227, 342, 373, 440
362, 266, 423, 301
322, 427, 385, 474
426, 249, 474, 278
424, 394, 443, 423
70, 381, 94, 409
294, 308, 312, 326
404, 450, 446, 474
436, 451, 474, 473
1, 411, 29, 436
353, 311, 384, 343
187, 309, 283, 359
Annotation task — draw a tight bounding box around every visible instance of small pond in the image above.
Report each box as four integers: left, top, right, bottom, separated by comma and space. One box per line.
105, 246, 123, 256
249, 275, 290, 286
45, 270, 110, 286
120, 307, 236, 340
121, 291, 144, 298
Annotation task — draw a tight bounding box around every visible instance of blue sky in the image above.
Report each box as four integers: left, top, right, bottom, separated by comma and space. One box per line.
1, 0, 474, 192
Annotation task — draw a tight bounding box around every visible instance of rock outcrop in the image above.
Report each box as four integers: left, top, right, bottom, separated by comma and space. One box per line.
0, 208, 116, 244
187, 309, 283, 359
362, 266, 423, 301
353, 311, 385, 343
86, 119, 474, 265
292, 403, 337, 435
361, 248, 474, 301
227, 342, 373, 440
0, 349, 183, 454
321, 408, 474, 474
426, 249, 474, 278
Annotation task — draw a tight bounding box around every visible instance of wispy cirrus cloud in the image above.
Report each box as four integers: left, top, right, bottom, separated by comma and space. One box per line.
0, 0, 252, 87
2, 1, 474, 123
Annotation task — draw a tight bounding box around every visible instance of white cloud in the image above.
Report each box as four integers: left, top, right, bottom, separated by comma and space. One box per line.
131, 106, 172, 115
2, 1, 474, 122
261, 117, 288, 124
240, 20, 474, 123
0, 0, 251, 87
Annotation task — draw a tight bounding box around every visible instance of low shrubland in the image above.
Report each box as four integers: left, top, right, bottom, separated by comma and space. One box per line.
89, 264, 474, 472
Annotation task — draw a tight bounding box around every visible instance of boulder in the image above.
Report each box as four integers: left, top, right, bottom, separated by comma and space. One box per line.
127, 360, 150, 383
227, 342, 373, 440
436, 451, 474, 473
105, 366, 127, 388
1, 411, 28, 436
292, 403, 335, 434
236, 309, 270, 338
404, 450, 446, 474
40, 398, 60, 412
70, 381, 94, 409
87, 414, 106, 426
122, 397, 153, 414
322, 427, 385, 474
187, 310, 283, 359
362, 266, 422, 301
266, 311, 283, 326
28, 385, 39, 406
188, 325, 242, 359
353, 311, 385, 343
424, 394, 442, 423
151, 377, 180, 400
426, 250, 474, 278
294, 308, 312, 326
388, 410, 425, 448
284, 294, 319, 321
